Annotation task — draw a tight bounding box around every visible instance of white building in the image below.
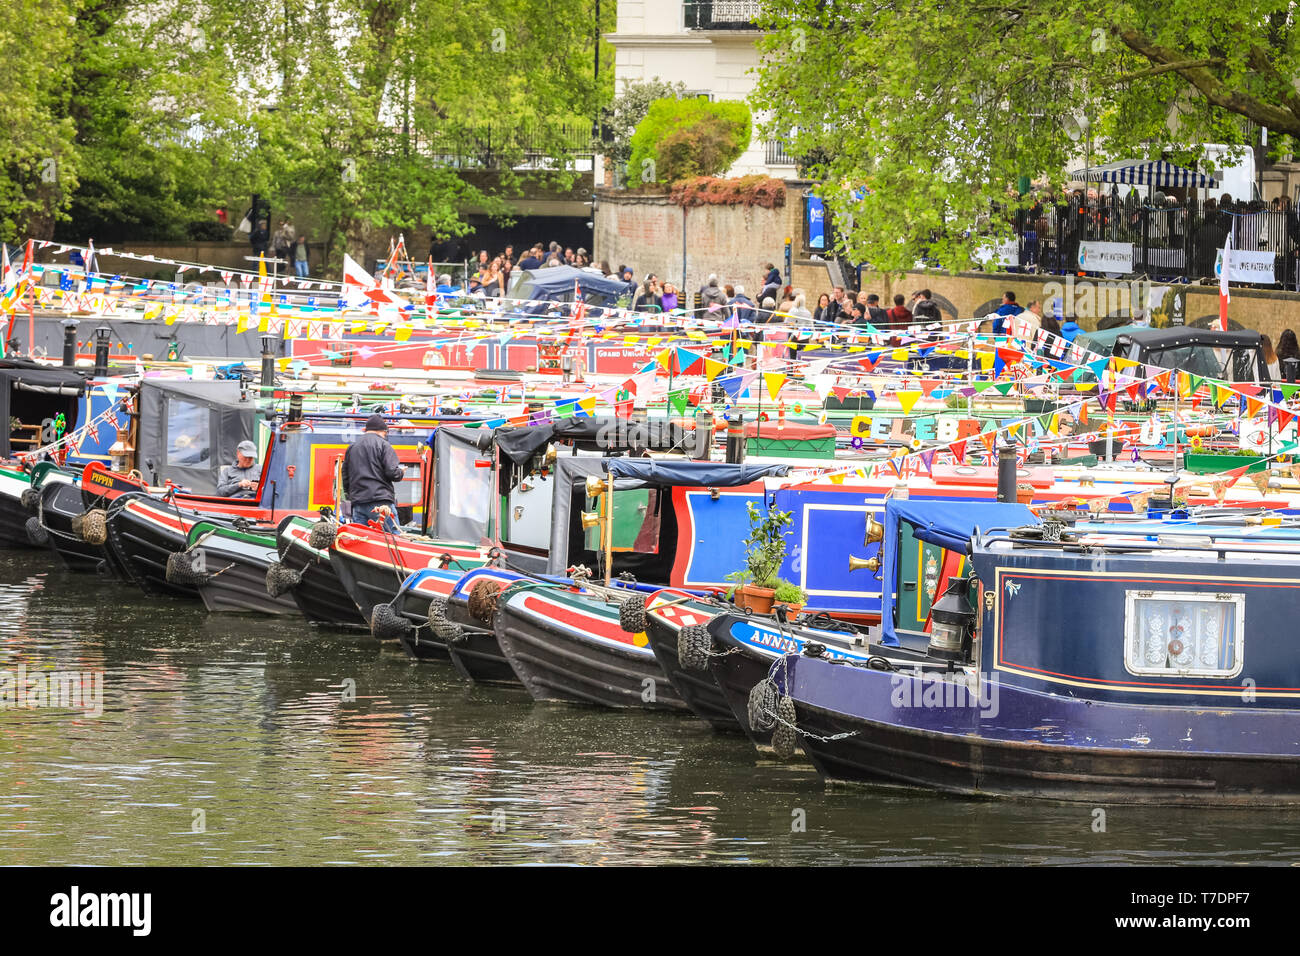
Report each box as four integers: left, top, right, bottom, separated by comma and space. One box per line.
605, 1, 796, 179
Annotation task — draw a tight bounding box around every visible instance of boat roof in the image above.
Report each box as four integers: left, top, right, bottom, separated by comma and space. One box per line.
1116, 327, 1262, 351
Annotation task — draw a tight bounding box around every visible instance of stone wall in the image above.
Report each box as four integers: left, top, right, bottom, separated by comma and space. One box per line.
593, 181, 815, 301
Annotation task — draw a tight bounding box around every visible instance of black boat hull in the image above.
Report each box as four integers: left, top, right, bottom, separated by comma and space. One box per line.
494, 588, 687, 711
445, 598, 519, 685
105, 499, 199, 599
645, 614, 742, 732
197, 536, 301, 615
0, 482, 35, 549
708, 647, 777, 751
39, 481, 111, 573
277, 532, 366, 629
329, 546, 409, 628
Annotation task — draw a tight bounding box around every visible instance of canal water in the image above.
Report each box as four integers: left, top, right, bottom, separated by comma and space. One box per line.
0, 550, 1296, 866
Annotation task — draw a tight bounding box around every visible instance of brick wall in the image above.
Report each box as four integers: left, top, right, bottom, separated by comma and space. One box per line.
593, 181, 815, 302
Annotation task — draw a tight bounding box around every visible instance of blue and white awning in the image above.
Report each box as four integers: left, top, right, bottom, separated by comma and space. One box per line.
1068, 159, 1218, 188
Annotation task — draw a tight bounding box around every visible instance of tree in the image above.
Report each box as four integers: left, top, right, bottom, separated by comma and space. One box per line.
627, 98, 751, 185
601, 78, 687, 182
0, 0, 81, 239
751, 1, 1300, 274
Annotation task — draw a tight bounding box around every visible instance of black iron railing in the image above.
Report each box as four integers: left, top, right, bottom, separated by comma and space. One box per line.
684, 1, 763, 30
407, 122, 597, 170
996, 195, 1300, 288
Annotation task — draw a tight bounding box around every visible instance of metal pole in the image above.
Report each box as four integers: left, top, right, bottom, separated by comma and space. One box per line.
603, 470, 613, 587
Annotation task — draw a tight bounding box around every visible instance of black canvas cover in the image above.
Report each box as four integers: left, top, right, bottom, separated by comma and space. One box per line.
0, 362, 87, 458
137, 379, 254, 494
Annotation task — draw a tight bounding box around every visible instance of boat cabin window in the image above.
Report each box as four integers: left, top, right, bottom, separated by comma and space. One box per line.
1123, 590, 1244, 678
584, 488, 663, 555
166, 399, 210, 467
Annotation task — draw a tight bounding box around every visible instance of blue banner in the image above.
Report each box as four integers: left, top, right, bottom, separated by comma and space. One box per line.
807, 196, 825, 250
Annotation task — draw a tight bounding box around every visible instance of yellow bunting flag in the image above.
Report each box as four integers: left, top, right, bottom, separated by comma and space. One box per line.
394, 326, 412, 342
704, 358, 726, 382
764, 372, 787, 401
896, 390, 922, 415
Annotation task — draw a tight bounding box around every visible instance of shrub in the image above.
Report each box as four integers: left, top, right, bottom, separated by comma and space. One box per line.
627, 98, 751, 186
669, 175, 786, 209
725, 502, 794, 590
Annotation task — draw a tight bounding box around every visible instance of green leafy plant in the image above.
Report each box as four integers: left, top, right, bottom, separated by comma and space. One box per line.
725, 502, 793, 591
627, 98, 751, 186
772, 578, 806, 605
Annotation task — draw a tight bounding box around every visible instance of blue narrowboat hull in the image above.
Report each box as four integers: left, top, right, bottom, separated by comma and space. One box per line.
772, 654, 1300, 806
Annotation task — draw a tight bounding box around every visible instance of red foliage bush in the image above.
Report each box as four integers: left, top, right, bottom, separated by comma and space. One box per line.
668, 175, 787, 209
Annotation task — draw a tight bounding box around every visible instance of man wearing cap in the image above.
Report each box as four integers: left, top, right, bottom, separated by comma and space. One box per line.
218, 440, 260, 498
343, 415, 404, 532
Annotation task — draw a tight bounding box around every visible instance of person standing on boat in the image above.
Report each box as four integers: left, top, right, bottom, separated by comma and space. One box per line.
344, 415, 403, 533
217, 440, 260, 498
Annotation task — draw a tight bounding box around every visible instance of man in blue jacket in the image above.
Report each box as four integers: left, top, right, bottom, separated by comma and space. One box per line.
344, 415, 404, 532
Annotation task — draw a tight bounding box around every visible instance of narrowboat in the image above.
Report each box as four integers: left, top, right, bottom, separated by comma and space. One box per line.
493, 577, 688, 711
769, 505, 1300, 805
188, 519, 299, 615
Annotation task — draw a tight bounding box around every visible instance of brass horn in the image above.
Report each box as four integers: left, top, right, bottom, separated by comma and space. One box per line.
585, 474, 606, 498
580, 510, 601, 530
864, 516, 884, 545
848, 554, 880, 572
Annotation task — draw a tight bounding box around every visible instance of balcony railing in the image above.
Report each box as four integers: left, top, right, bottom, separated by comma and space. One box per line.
765, 139, 797, 166
684, 1, 763, 30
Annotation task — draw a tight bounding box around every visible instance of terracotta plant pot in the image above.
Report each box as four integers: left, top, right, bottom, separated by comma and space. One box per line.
736, 583, 776, 615
774, 602, 804, 616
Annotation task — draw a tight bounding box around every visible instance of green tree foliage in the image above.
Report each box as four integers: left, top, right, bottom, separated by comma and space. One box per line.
627, 98, 751, 186
601, 78, 687, 180
1, 0, 614, 264
752, 1, 1300, 273
0, 0, 80, 239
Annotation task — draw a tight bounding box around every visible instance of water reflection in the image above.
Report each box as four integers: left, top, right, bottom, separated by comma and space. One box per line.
0, 551, 1297, 865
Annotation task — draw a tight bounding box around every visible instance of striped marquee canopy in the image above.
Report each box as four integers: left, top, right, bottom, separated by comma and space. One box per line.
1067, 159, 1219, 188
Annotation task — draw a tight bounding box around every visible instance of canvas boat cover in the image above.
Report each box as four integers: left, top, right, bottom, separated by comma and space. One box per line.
136, 379, 255, 495
880, 498, 1037, 647
0, 362, 87, 458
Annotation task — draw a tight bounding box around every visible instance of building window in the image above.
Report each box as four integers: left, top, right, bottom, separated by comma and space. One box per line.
1123, 590, 1244, 678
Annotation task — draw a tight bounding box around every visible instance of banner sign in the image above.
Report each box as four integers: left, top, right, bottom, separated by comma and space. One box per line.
1078, 241, 1134, 274
1216, 248, 1276, 284
807, 196, 825, 250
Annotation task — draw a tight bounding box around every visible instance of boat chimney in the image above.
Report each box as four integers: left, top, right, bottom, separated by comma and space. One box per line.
260, 334, 277, 394
93, 326, 112, 377
692, 406, 714, 461
61, 319, 79, 367
725, 413, 747, 464
996, 442, 1017, 502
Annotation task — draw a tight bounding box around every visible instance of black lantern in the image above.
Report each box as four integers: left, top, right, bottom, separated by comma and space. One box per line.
928, 577, 976, 661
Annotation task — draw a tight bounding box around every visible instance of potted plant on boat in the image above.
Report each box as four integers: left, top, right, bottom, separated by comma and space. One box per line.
772, 577, 807, 614
726, 502, 794, 615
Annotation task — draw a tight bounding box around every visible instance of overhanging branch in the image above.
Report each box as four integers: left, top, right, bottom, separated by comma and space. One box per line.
1114, 26, 1300, 138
